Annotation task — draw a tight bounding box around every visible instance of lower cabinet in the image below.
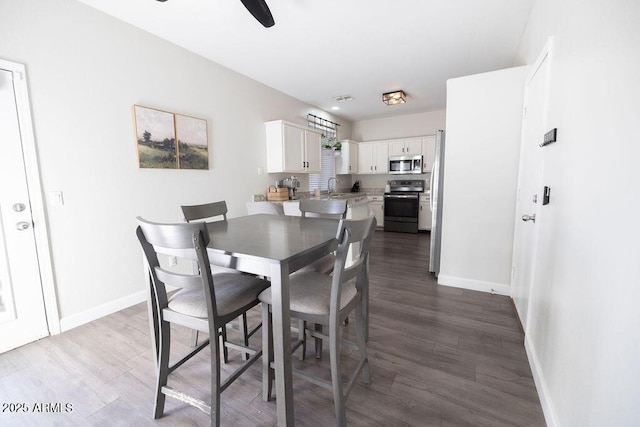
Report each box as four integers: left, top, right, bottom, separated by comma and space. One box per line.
367, 195, 384, 228
418, 193, 432, 230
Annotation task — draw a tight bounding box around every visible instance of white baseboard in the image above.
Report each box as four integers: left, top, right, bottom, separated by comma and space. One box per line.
525, 335, 559, 427
437, 274, 511, 296
59, 290, 147, 333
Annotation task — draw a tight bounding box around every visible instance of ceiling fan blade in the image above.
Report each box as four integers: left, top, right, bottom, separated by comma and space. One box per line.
239, 0, 275, 28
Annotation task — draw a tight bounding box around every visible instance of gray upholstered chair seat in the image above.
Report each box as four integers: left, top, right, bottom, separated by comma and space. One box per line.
295, 253, 336, 275
169, 273, 269, 318
259, 271, 357, 316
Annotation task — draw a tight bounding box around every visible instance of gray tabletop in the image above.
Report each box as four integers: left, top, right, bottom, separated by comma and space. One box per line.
206, 214, 339, 265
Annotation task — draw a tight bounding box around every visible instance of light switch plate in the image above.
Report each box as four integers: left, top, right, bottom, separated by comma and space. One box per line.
50, 191, 64, 206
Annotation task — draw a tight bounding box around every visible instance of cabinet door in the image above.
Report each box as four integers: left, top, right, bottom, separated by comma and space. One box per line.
373, 141, 389, 174
369, 201, 384, 228
418, 198, 432, 230
421, 135, 436, 172
358, 143, 373, 174
283, 124, 305, 172
336, 141, 358, 174
388, 140, 405, 156
304, 130, 322, 172
348, 142, 358, 173
404, 138, 423, 155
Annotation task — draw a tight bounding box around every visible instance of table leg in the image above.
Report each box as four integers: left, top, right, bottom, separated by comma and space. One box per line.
269, 263, 294, 426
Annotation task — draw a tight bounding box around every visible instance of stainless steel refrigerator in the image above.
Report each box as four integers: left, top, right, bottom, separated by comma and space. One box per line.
429, 130, 445, 276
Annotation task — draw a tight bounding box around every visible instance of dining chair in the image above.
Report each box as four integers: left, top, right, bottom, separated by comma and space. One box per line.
293, 198, 349, 359
180, 200, 252, 360
136, 218, 270, 426
246, 201, 284, 216
259, 215, 376, 426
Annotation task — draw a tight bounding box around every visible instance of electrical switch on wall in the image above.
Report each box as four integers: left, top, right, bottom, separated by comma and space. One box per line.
50, 191, 64, 206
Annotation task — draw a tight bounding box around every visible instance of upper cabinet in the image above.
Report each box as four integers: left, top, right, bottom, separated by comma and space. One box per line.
388, 137, 423, 156
266, 120, 322, 173
422, 135, 436, 173
357, 141, 389, 174
335, 140, 359, 174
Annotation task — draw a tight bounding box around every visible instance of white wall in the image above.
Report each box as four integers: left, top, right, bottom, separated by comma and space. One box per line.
0, 0, 350, 328
351, 110, 446, 142
438, 67, 527, 295
513, 0, 640, 426
350, 110, 446, 189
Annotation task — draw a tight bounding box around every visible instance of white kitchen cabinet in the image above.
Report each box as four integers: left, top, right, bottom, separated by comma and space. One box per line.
418, 193, 432, 230
335, 140, 358, 174
421, 135, 436, 173
358, 141, 388, 174
389, 138, 422, 156
265, 120, 322, 173
367, 195, 384, 228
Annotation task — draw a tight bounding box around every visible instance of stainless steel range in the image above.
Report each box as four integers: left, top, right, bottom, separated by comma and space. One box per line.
384, 179, 424, 233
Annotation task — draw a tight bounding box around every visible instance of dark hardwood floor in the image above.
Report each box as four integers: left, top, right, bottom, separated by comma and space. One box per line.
0, 231, 545, 426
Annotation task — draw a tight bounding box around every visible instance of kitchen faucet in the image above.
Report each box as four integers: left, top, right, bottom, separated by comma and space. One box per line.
327, 177, 338, 195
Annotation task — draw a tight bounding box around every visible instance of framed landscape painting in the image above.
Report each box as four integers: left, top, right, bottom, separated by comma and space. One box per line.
133, 105, 209, 170
175, 113, 209, 169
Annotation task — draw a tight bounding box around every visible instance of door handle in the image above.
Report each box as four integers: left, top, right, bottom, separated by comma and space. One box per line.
521, 214, 536, 223
16, 221, 31, 231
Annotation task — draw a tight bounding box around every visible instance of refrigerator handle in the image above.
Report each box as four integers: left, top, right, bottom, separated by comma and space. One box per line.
429, 162, 436, 212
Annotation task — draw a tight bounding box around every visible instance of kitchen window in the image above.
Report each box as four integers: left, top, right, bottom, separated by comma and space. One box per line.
307, 114, 340, 192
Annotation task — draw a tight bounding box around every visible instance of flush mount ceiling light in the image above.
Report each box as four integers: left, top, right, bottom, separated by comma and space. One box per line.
382, 90, 406, 105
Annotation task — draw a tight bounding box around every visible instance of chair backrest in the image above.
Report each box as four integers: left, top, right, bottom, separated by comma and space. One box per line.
136, 217, 219, 322
299, 199, 348, 219
330, 215, 376, 317
180, 201, 228, 223
246, 201, 284, 216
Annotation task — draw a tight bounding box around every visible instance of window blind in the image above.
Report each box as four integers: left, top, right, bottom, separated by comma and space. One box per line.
307, 114, 339, 192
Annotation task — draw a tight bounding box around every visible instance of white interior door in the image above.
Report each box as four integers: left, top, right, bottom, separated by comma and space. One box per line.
511, 45, 551, 331
0, 67, 49, 353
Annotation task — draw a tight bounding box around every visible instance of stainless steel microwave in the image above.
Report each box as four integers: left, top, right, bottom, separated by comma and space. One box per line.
389, 155, 423, 175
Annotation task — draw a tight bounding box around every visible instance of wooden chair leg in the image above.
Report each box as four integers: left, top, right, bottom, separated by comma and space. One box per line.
262, 303, 274, 401
298, 319, 306, 360
220, 326, 229, 363
329, 320, 346, 427
153, 321, 170, 419
211, 325, 222, 427
355, 303, 371, 384
315, 323, 323, 359
240, 313, 249, 361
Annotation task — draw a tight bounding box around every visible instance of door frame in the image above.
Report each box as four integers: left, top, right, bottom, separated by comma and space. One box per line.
510, 38, 554, 333
1, 58, 60, 334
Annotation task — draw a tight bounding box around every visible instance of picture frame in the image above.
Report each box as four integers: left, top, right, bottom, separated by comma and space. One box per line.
133, 105, 209, 170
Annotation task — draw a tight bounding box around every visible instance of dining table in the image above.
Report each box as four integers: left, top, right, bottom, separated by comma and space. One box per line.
205, 213, 339, 427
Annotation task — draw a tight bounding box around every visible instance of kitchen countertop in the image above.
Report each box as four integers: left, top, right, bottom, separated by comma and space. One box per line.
254, 188, 387, 204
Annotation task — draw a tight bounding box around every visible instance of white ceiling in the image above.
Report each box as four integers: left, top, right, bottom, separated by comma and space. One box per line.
77, 0, 534, 122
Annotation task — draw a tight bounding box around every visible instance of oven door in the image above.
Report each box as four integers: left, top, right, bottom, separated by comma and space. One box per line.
384, 194, 420, 232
